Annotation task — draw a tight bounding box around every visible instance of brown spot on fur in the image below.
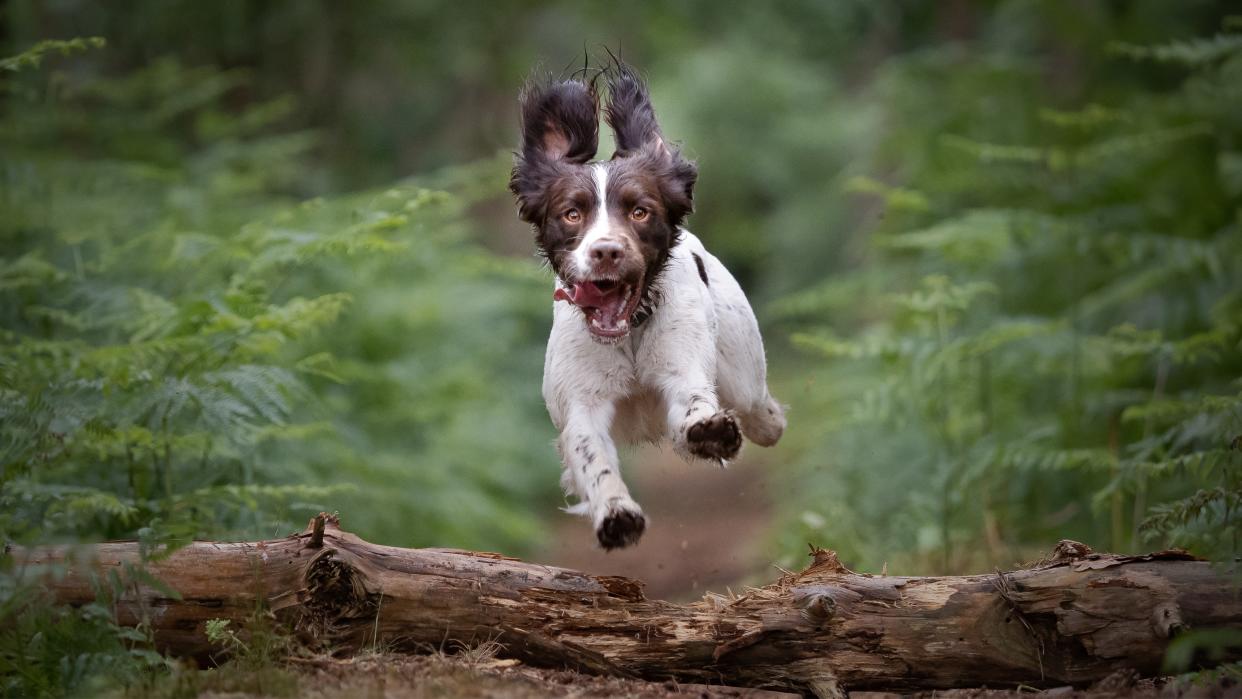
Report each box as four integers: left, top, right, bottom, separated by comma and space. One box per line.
692, 252, 709, 286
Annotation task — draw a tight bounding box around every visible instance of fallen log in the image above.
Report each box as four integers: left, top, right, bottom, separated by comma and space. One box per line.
10, 514, 1240, 696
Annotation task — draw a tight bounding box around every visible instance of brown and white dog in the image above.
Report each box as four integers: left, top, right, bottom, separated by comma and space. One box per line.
509, 64, 785, 549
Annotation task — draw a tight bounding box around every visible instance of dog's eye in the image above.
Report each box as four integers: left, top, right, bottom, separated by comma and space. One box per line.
630, 207, 649, 222
562, 208, 581, 224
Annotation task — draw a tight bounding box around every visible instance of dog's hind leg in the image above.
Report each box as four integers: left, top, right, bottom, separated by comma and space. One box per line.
739, 395, 785, 447
707, 258, 784, 450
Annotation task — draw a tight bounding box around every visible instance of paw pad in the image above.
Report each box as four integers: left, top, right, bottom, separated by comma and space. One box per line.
597, 506, 646, 550
686, 411, 742, 462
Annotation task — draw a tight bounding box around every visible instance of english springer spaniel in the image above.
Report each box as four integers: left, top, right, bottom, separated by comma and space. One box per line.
509, 64, 785, 549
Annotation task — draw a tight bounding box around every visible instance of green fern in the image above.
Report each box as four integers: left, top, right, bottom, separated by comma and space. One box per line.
1109, 33, 1242, 65
777, 17, 1242, 572
0, 37, 105, 72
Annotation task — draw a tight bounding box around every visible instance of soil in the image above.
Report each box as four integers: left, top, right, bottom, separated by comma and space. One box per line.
301, 655, 795, 698
179, 654, 1241, 699
182, 653, 798, 698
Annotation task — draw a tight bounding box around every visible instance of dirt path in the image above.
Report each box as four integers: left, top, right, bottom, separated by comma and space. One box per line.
282, 654, 797, 698
184, 654, 1233, 699
538, 444, 778, 601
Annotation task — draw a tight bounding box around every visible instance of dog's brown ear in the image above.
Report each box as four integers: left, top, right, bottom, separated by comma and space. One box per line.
605, 64, 666, 157
510, 78, 598, 224
517, 79, 599, 165
606, 63, 696, 224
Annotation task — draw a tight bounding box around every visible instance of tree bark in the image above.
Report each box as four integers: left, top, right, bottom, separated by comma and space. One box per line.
10, 515, 1240, 695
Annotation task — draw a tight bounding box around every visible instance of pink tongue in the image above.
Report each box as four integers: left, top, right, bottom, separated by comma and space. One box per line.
553, 281, 609, 309
554, 282, 626, 330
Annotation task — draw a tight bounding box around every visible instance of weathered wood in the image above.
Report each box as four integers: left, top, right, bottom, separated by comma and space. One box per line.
10, 515, 1241, 695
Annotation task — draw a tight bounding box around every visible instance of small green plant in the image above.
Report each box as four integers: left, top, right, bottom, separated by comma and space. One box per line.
1164, 631, 1242, 675
203, 620, 240, 655
203, 615, 291, 673
448, 637, 506, 669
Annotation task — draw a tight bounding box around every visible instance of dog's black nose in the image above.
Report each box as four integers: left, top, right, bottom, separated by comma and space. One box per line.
589, 240, 625, 265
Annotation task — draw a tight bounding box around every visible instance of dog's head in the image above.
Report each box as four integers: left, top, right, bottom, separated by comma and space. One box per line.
509, 65, 697, 343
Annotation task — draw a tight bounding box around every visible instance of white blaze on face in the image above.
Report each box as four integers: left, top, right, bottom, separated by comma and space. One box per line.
572, 163, 612, 279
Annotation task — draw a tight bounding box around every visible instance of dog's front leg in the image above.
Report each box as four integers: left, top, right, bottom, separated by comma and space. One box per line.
645, 345, 743, 466
558, 402, 646, 549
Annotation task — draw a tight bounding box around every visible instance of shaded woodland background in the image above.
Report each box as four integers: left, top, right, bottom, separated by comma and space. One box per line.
2, 1, 1241, 695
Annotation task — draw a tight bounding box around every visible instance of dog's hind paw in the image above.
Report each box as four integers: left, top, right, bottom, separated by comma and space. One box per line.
685, 410, 742, 463
596, 499, 646, 550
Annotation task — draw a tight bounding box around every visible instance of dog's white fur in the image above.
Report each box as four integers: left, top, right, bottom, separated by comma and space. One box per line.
569, 165, 616, 280
543, 221, 785, 535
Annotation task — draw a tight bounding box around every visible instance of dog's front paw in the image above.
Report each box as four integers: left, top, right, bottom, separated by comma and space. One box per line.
596, 498, 646, 550
685, 411, 742, 463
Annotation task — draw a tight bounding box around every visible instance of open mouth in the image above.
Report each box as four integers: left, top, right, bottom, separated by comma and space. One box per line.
554, 277, 644, 339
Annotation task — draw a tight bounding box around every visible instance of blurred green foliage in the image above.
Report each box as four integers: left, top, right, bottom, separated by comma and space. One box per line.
771, 12, 1242, 573
0, 36, 555, 696
0, 41, 557, 554
2, 1, 1241, 694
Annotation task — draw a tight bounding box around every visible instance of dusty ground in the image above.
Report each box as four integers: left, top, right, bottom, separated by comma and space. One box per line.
296, 655, 795, 698
161, 653, 1240, 699
539, 443, 778, 601
174, 653, 797, 698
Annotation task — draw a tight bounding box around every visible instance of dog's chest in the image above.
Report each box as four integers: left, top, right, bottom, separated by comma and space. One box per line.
602, 330, 668, 444
610, 384, 668, 444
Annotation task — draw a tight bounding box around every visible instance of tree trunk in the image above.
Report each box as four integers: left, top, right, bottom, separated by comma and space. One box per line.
11, 515, 1240, 695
